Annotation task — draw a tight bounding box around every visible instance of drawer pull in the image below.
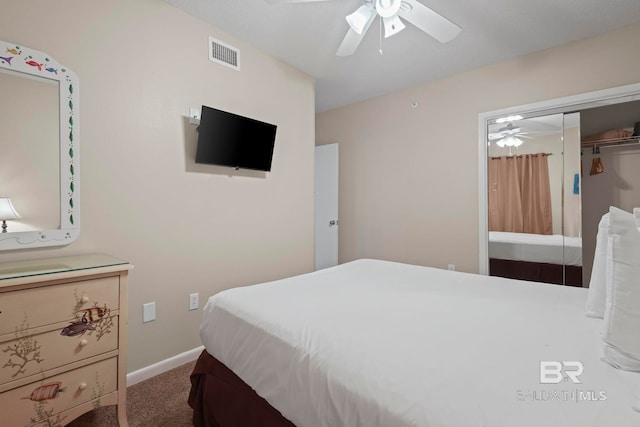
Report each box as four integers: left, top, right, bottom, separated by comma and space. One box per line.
81, 296, 90, 303
79, 339, 89, 347
78, 382, 88, 391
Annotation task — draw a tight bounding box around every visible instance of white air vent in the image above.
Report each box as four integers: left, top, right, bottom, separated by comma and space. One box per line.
209, 36, 240, 71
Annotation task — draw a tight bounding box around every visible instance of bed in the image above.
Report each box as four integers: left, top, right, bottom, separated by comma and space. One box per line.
488, 231, 583, 286
189, 259, 640, 427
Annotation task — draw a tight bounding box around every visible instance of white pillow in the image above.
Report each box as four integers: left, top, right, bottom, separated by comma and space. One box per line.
602, 206, 640, 371
585, 212, 609, 318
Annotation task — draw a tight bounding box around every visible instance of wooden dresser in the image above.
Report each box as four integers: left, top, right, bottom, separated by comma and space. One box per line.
0, 254, 132, 427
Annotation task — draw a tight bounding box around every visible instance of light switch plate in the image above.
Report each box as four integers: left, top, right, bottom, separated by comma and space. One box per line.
189, 293, 199, 311
143, 302, 156, 323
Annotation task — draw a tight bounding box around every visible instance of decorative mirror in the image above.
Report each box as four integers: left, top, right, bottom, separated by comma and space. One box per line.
0, 40, 79, 250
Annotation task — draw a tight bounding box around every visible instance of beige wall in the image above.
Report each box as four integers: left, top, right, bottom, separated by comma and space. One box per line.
1, 0, 315, 372
317, 23, 640, 273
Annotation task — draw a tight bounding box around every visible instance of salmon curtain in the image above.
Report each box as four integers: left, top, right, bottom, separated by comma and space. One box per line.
488, 153, 553, 235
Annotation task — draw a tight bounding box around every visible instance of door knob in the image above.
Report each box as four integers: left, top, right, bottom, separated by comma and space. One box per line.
329, 220, 338, 226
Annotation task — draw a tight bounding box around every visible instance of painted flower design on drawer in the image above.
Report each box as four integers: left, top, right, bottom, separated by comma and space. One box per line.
2, 316, 44, 377
91, 372, 106, 410
31, 401, 67, 427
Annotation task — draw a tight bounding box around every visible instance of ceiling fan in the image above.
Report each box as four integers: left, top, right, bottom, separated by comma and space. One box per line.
488, 122, 533, 148
265, 0, 462, 56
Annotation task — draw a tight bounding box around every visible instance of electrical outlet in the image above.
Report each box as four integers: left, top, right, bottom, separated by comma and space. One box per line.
189, 293, 199, 311
447, 264, 456, 271
143, 302, 156, 323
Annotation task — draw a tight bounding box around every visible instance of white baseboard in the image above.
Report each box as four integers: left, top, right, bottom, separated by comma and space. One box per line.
126, 345, 204, 387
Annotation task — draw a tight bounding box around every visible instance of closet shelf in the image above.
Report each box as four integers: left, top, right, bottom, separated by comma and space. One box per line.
580, 135, 640, 148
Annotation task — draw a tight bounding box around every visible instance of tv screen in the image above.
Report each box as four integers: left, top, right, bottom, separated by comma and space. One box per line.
195, 105, 277, 172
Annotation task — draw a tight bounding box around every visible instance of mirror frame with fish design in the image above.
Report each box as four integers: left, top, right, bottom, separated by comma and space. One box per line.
0, 40, 79, 250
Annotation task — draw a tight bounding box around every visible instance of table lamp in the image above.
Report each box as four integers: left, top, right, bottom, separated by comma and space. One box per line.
0, 198, 21, 233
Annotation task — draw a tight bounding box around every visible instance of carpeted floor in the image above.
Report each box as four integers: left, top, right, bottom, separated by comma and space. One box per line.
67, 360, 195, 427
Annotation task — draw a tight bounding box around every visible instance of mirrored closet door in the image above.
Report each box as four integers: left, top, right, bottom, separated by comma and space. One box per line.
487, 112, 582, 286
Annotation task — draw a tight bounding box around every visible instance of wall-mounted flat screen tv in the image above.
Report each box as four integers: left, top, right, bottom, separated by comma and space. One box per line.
195, 105, 277, 172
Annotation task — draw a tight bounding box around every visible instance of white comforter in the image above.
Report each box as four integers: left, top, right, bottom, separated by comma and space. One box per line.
200, 259, 640, 427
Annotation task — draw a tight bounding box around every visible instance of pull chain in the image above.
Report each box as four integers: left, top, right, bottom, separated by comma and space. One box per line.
379, 17, 383, 55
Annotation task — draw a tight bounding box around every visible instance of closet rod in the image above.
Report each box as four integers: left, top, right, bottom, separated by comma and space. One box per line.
580, 135, 640, 148
489, 153, 553, 159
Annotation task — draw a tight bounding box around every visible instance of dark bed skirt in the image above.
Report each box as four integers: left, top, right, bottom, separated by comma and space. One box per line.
188, 349, 296, 427
489, 258, 583, 287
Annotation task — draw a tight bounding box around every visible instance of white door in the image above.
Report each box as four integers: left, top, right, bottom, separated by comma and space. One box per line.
315, 143, 339, 270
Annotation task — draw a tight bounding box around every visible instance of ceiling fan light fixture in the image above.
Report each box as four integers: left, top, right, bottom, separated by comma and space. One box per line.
346, 4, 375, 35
375, 0, 403, 18
501, 136, 523, 147
383, 15, 405, 38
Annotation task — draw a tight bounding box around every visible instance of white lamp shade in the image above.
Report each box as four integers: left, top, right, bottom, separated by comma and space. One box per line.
0, 198, 21, 220
500, 136, 523, 148
346, 4, 374, 35
383, 15, 405, 38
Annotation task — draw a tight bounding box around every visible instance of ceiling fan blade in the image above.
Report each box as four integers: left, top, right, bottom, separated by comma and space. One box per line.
336, 28, 365, 57
336, 13, 375, 56
399, 0, 461, 43
502, 127, 522, 135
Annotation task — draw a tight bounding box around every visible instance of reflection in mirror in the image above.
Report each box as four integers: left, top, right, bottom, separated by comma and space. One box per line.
0, 69, 60, 232
0, 41, 79, 250
487, 113, 583, 286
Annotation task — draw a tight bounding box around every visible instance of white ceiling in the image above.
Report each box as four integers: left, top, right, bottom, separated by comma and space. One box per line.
164, 0, 640, 112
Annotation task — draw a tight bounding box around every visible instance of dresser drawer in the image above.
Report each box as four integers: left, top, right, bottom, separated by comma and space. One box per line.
0, 357, 117, 427
0, 276, 119, 336
31, 391, 119, 427
0, 317, 118, 385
